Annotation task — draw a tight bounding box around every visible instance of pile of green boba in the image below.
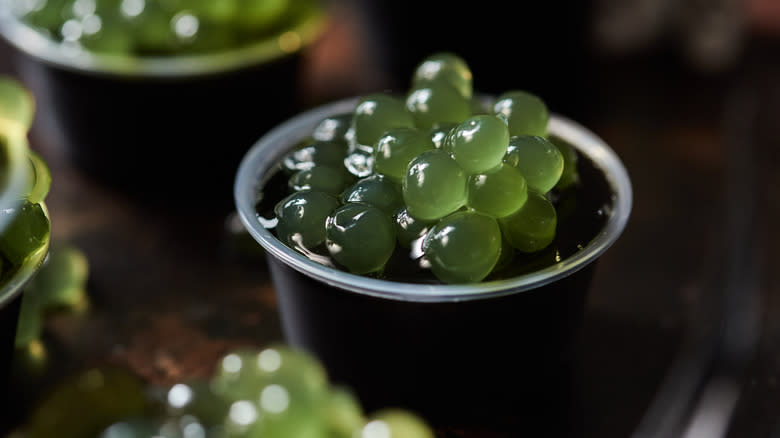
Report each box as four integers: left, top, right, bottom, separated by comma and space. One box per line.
18, 344, 435, 438
0, 78, 51, 290
14, 0, 321, 55
270, 53, 579, 284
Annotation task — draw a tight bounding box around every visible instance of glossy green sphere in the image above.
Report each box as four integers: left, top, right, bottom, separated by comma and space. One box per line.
499, 190, 557, 252
493, 90, 549, 137
467, 163, 528, 218
405, 82, 471, 130
445, 114, 510, 174
325, 203, 396, 274
422, 211, 502, 283
373, 127, 433, 181
402, 149, 467, 221
504, 135, 563, 193
274, 191, 339, 250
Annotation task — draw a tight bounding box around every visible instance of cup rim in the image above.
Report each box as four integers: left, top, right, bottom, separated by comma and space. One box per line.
0, 5, 325, 77
0, 202, 50, 309
234, 97, 633, 303
0, 133, 31, 233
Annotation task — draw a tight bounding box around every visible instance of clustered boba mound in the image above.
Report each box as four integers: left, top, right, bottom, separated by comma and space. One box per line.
13, 0, 321, 55
258, 53, 612, 285
18, 345, 435, 438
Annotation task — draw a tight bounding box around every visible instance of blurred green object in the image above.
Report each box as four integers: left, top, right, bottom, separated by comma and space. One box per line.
24, 151, 52, 205
321, 386, 364, 438
551, 136, 580, 191
23, 367, 148, 438
163, 379, 232, 428
27, 244, 90, 312
12, 244, 89, 353
362, 409, 435, 438
0, 77, 34, 137
0, 77, 52, 282
17, 342, 436, 438
14, 288, 42, 348
16, 0, 323, 56
11, 338, 49, 382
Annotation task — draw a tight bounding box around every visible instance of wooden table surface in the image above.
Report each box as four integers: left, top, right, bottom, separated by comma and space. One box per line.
1, 2, 778, 437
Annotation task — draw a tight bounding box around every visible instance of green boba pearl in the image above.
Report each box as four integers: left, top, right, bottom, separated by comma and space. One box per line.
24, 367, 148, 438
0, 200, 49, 266
340, 174, 403, 216
312, 113, 353, 144
80, 30, 135, 54
492, 90, 549, 137
405, 82, 471, 130
131, 3, 176, 53
352, 94, 415, 148
27, 244, 89, 311
411, 52, 473, 99
373, 127, 433, 181
402, 149, 467, 221
422, 210, 502, 284
288, 166, 354, 196
446, 114, 509, 174
235, 0, 289, 30
189, 0, 237, 22
223, 394, 325, 438
214, 345, 331, 438
20, 0, 70, 35
78, 12, 135, 54
467, 163, 528, 218
325, 203, 396, 274
321, 386, 364, 438
172, 18, 237, 54
493, 238, 516, 273
163, 380, 231, 427
499, 190, 557, 253
504, 135, 564, 193
550, 136, 580, 190
274, 190, 339, 250
212, 344, 328, 402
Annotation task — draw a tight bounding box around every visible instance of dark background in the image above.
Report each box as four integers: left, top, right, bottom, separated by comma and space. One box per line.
1, 0, 779, 436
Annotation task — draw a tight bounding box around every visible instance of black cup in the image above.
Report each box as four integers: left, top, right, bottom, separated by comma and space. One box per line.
0, 8, 327, 212
235, 98, 632, 430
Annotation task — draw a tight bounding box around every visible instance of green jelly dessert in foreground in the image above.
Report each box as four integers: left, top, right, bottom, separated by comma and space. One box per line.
17, 344, 435, 438
14, 0, 322, 56
258, 52, 610, 285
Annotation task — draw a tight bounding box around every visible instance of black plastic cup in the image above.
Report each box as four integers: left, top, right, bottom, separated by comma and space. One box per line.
0, 7, 326, 212
235, 98, 632, 430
